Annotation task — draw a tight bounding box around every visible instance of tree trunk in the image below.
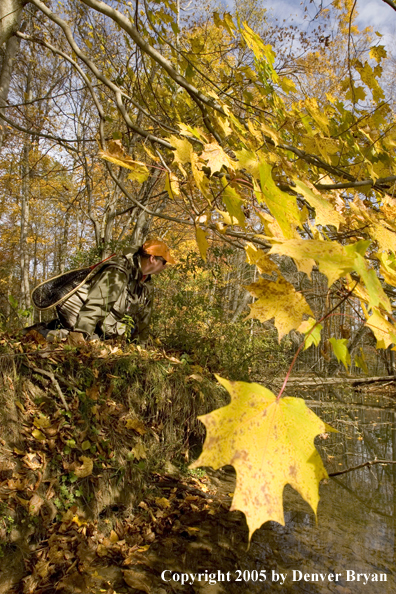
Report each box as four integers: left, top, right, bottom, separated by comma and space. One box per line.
130, 168, 162, 247
0, 30, 23, 147
20, 140, 31, 310
19, 67, 31, 311
0, 0, 24, 47
59, 209, 71, 273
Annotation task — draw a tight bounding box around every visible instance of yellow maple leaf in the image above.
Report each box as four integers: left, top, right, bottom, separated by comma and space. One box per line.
270, 239, 369, 287
366, 310, 396, 349
256, 209, 285, 240
191, 152, 210, 198
298, 317, 323, 350
246, 276, 312, 341
126, 164, 150, 184
200, 142, 235, 174
293, 179, 344, 230
99, 141, 149, 182
329, 338, 351, 369
169, 135, 192, 164
245, 243, 278, 275
32, 429, 46, 441
164, 172, 180, 199
258, 161, 302, 239
369, 45, 387, 64
33, 414, 51, 429
222, 182, 246, 229
195, 226, 209, 261
235, 148, 260, 178
370, 220, 396, 254
215, 209, 239, 226
125, 418, 147, 435
377, 252, 396, 287
353, 253, 391, 312
155, 497, 171, 509
190, 376, 328, 541
131, 442, 147, 460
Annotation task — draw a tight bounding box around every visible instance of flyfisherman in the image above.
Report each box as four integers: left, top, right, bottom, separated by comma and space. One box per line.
27, 239, 176, 344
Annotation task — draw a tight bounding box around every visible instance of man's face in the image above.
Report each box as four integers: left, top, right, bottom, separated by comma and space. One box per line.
141, 255, 167, 276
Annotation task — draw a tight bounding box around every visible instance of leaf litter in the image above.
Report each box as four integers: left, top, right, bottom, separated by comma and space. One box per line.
0, 331, 237, 593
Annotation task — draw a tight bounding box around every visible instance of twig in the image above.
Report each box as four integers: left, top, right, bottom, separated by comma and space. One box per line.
277, 281, 358, 400
24, 363, 69, 410
328, 459, 396, 477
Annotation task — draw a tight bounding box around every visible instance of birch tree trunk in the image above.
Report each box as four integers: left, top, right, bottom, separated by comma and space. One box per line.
59, 209, 71, 273
19, 67, 31, 311
0, 0, 25, 47
0, 30, 22, 148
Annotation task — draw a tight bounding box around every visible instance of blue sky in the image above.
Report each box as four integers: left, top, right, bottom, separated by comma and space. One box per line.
221, 0, 396, 52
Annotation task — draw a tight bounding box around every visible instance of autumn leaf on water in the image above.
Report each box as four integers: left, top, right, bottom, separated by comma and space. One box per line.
190, 376, 328, 541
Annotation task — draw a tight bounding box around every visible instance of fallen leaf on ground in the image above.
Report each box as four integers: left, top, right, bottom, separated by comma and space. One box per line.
74, 456, 93, 478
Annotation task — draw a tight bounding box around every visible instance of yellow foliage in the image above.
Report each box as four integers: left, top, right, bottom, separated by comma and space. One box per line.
245, 276, 313, 341
191, 377, 328, 540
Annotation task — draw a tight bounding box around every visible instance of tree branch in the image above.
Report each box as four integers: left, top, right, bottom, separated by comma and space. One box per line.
381, 0, 396, 11
328, 459, 396, 477
315, 175, 396, 190
78, 0, 226, 116
24, 363, 69, 410
29, 0, 175, 150
0, 109, 81, 149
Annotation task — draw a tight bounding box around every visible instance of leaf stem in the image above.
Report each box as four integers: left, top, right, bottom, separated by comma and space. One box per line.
276, 281, 358, 400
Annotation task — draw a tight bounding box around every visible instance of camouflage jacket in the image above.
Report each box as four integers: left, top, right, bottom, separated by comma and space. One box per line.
72, 248, 154, 342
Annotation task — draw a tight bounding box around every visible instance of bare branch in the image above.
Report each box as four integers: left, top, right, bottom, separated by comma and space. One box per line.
315, 175, 396, 190
0, 109, 81, 149
16, 31, 106, 146
29, 0, 175, 149
24, 363, 69, 410
329, 459, 396, 477
79, 0, 226, 116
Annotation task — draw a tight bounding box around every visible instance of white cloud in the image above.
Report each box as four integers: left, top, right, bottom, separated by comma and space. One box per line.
355, 0, 396, 48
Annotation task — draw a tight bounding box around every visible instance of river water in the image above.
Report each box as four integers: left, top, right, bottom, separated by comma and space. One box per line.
232, 385, 396, 593
147, 386, 396, 594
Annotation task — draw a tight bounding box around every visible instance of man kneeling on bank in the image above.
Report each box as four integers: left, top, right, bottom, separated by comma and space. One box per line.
36, 240, 175, 344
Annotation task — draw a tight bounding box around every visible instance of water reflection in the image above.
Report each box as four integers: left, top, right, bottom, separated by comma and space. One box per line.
139, 387, 396, 594
235, 387, 396, 593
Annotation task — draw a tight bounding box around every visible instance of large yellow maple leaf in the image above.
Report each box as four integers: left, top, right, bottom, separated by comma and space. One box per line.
190, 377, 328, 541
246, 276, 313, 340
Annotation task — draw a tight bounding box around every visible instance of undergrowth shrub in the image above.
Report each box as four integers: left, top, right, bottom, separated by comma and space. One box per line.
152, 247, 293, 380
